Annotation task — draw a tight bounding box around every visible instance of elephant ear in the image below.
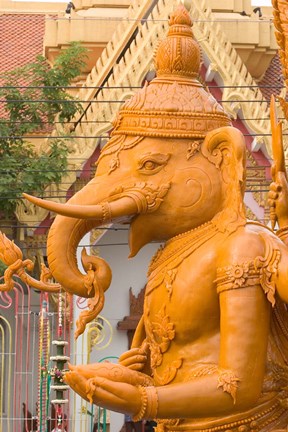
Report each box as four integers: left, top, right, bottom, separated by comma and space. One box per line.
201, 126, 246, 233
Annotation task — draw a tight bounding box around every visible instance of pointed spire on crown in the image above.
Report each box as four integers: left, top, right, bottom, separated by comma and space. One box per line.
110, 4, 231, 140
155, 4, 200, 79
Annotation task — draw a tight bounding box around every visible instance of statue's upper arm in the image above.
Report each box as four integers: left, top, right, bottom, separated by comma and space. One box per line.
218, 286, 270, 390
275, 239, 288, 303
216, 229, 281, 306
215, 231, 275, 393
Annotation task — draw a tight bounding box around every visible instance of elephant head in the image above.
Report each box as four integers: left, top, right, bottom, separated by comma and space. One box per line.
23, 5, 246, 335
24, 127, 246, 295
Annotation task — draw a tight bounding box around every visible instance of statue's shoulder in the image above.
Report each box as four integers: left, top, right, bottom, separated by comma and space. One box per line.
245, 220, 280, 240
217, 221, 282, 267
215, 222, 287, 303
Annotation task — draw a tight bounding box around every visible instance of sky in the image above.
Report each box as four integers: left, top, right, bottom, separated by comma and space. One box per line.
251, 0, 272, 5
14, 0, 273, 4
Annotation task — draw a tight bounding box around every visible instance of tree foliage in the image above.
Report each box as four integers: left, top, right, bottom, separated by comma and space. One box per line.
0, 42, 87, 217
0, 260, 7, 277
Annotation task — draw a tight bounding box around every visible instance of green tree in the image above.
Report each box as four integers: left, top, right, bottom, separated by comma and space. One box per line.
0, 42, 87, 217
0, 260, 7, 277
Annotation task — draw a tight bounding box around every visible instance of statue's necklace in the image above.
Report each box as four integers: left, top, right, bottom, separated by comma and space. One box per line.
146, 221, 219, 296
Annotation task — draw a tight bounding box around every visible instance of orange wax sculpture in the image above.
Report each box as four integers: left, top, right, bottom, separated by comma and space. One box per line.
23, 5, 288, 431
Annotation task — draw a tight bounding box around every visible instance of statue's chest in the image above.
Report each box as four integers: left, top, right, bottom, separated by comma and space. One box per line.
145, 223, 219, 314
144, 249, 219, 340
143, 224, 221, 357
143, 242, 220, 385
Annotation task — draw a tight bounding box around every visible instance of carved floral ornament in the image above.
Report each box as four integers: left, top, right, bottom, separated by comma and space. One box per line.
216, 232, 281, 307
0, 232, 60, 294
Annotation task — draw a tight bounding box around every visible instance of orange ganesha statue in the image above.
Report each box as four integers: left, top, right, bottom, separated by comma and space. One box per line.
23, 5, 288, 432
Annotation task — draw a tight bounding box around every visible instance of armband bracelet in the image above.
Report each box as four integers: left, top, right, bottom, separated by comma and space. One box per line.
145, 386, 159, 419
132, 386, 158, 421
276, 226, 288, 241
101, 202, 112, 223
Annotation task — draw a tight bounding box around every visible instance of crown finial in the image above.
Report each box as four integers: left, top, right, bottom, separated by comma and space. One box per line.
154, 4, 200, 79
169, 3, 192, 28
110, 5, 231, 140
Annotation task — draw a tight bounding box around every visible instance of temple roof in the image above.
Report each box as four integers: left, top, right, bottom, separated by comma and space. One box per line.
259, 53, 284, 103
0, 13, 46, 116
0, 13, 46, 75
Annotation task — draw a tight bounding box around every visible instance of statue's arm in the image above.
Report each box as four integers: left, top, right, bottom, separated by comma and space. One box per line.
154, 283, 269, 419
64, 282, 270, 419
64, 237, 274, 419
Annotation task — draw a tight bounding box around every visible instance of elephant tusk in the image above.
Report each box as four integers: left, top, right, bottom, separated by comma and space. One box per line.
22, 193, 139, 221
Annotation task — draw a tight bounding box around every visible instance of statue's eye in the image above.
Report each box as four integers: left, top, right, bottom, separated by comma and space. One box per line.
143, 160, 157, 170
138, 153, 171, 175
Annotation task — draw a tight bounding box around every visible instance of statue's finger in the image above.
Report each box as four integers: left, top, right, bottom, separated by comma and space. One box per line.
87, 376, 131, 401
85, 376, 126, 407
63, 370, 75, 383
267, 199, 276, 208
269, 182, 282, 192
85, 377, 143, 416
139, 341, 149, 354
125, 362, 146, 371
271, 163, 276, 182
275, 170, 288, 184
119, 348, 141, 362
119, 354, 147, 368
68, 363, 76, 371
69, 362, 112, 380
267, 191, 278, 200
270, 207, 277, 230
64, 371, 89, 401
86, 377, 99, 403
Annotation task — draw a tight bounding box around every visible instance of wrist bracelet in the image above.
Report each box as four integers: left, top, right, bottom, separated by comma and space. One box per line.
132, 385, 158, 421
145, 386, 159, 419
132, 386, 148, 422
101, 202, 112, 223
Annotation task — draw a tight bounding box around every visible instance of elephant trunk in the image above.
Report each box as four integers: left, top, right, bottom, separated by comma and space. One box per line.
23, 182, 142, 338
23, 178, 170, 301
47, 216, 108, 298
23, 183, 139, 299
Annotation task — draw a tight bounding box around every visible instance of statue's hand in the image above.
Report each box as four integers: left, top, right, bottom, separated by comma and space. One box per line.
119, 342, 149, 371
66, 361, 152, 386
86, 376, 142, 415
64, 364, 147, 416
64, 362, 153, 408
268, 168, 288, 228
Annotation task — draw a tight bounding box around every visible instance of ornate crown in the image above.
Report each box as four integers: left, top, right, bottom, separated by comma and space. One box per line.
111, 4, 231, 139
